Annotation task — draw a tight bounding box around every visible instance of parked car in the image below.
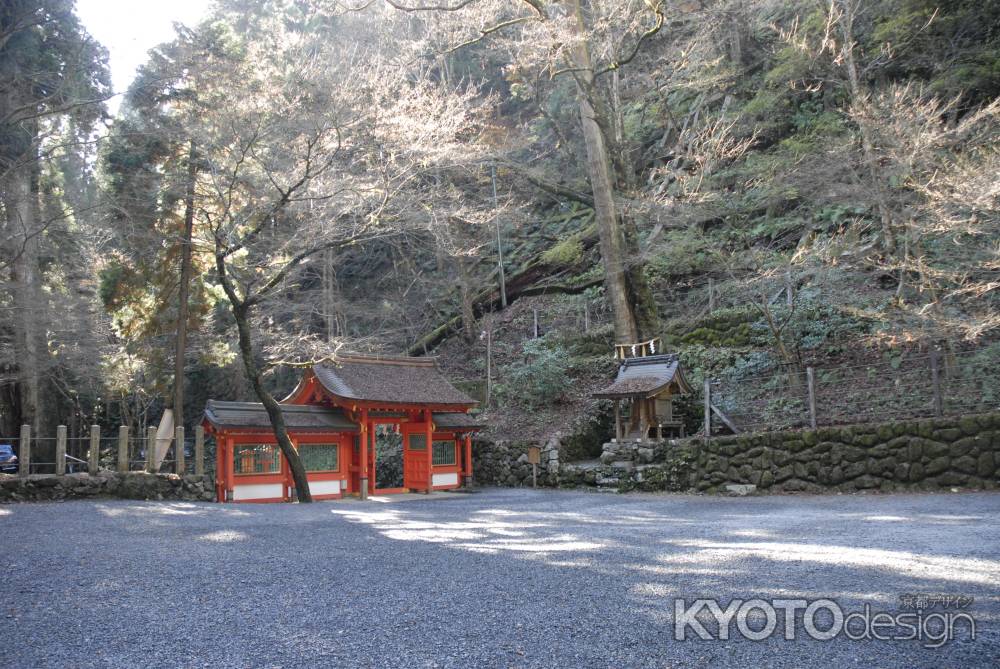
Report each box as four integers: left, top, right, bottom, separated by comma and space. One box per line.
0, 444, 17, 473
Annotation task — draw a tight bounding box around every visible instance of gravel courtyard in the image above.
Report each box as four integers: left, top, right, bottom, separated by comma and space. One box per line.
2, 489, 998, 668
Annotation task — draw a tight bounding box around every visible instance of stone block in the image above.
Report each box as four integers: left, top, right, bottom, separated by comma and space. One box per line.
921, 439, 951, 459
977, 452, 996, 478
843, 461, 866, 480
842, 446, 866, 463
952, 436, 984, 458
958, 415, 980, 436
854, 475, 881, 489
952, 455, 978, 475
933, 428, 962, 443
725, 484, 757, 496
855, 433, 880, 448
774, 464, 794, 482
925, 456, 950, 476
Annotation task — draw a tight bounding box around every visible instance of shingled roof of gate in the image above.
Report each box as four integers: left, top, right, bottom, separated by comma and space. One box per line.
313, 354, 477, 407
204, 401, 359, 432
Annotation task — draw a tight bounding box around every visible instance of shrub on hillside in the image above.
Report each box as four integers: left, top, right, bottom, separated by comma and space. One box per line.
494, 336, 573, 410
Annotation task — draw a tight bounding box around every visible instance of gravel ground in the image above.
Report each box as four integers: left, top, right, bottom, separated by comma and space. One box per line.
1, 489, 999, 668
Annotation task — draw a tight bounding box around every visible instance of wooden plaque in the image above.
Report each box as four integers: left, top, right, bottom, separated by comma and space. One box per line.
527, 446, 541, 464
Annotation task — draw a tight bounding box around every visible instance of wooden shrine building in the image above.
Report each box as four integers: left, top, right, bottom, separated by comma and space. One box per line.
593, 348, 692, 441
203, 353, 482, 503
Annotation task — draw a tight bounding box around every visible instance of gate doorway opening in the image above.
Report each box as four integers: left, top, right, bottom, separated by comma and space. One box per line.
374, 424, 405, 493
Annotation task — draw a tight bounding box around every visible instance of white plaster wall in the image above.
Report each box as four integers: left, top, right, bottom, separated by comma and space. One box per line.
432, 472, 459, 487
309, 480, 341, 496
233, 483, 283, 501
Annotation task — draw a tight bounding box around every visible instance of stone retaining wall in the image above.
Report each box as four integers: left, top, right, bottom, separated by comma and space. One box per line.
486, 412, 1000, 494
0, 472, 216, 503
473, 435, 561, 487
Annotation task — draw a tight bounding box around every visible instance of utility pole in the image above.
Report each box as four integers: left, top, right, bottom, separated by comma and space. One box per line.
491, 164, 508, 308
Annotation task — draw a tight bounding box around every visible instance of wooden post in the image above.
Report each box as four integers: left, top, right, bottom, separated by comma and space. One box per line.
491, 164, 508, 308
194, 425, 205, 476
785, 269, 794, 307
532, 308, 539, 338
89, 424, 100, 475
614, 400, 621, 441
175, 426, 185, 475
146, 426, 157, 473
359, 410, 369, 500
806, 366, 818, 430
708, 277, 715, 312
584, 302, 590, 332
55, 425, 67, 475
703, 379, 712, 440
485, 324, 492, 407
117, 425, 129, 473
425, 410, 433, 494
930, 348, 943, 417
463, 434, 473, 488
18, 424, 30, 477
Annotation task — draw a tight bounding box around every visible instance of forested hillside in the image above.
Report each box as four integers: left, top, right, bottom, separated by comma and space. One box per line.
2, 0, 999, 450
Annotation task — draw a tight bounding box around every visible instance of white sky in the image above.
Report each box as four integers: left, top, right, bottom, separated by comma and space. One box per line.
76, 0, 213, 113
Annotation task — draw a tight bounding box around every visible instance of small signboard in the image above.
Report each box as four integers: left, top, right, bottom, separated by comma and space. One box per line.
527, 446, 541, 465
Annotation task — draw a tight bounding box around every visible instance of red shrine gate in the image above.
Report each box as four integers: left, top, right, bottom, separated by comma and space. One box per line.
202, 354, 482, 503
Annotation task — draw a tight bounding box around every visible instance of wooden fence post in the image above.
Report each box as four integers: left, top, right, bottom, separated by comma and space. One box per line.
930, 349, 943, 417
806, 367, 818, 430
89, 424, 100, 474
55, 425, 67, 475
117, 425, 129, 473
175, 426, 185, 475
485, 325, 492, 407
146, 426, 157, 473
194, 425, 205, 477
703, 379, 712, 440
19, 424, 30, 477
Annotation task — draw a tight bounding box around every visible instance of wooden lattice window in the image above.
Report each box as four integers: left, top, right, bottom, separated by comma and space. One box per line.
432, 440, 456, 466
234, 444, 280, 475
300, 444, 339, 472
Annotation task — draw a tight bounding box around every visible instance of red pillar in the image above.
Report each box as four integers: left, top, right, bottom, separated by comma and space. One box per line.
215, 433, 225, 502
463, 433, 473, 488
425, 409, 433, 494
224, 437, 235, 502
359, 409, 369, 500
368, 420, 376, 495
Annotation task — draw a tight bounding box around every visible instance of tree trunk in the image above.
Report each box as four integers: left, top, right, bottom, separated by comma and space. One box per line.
838, 0, 895, 255
215, 255, 313, 503
456, 256, 477, 343
6, 166, 43, 435
567, 0, 639, 344
172, 140, 197, 430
